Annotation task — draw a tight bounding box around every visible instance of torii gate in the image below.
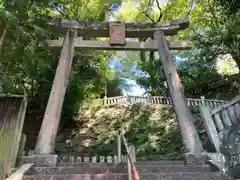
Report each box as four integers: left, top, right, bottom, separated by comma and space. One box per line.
35, 17, 203, 156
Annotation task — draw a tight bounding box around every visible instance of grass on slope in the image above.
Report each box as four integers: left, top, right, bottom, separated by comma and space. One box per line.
56, 103, 213, 160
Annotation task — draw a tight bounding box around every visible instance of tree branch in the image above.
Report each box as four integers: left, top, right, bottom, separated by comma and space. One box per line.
141, 0, 155, 23
187, 0, 194, 15
54, 6, 69, 19
188, 26, 210, 39
142, 11, 155, 22
155, 0, 164, 22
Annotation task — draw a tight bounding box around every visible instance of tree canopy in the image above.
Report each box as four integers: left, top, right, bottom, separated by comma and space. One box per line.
116, 0, 239, 98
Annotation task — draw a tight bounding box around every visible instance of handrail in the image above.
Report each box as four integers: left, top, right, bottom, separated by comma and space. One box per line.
200, 95, 240, 152
211, 95, 240, 115
117, 131, 140, 180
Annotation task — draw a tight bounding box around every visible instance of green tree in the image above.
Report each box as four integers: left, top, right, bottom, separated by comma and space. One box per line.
0, 0, 127, 149
117, 0, 239, 97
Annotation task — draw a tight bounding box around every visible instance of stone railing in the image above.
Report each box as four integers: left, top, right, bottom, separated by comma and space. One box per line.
58, 155, 129, 164
98, 96, 227, 108
200, 95, 240, 152
200, 95, 240, 176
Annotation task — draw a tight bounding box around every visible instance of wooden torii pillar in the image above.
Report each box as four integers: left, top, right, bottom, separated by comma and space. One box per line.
37, 17, 203, 155
35, 30, 76, 154
154, 31, 203, 153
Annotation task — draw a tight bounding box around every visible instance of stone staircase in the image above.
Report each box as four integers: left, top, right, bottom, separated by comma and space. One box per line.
21, 161, 233, 180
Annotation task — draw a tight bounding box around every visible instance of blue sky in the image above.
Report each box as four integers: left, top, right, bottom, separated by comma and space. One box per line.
109, 58, 146, 96
125, 79, 146, 96
107, 1, 183, 96
109, 55, 185, 96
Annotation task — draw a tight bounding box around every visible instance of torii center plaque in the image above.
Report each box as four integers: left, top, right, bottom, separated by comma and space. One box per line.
109, 22, 126, 45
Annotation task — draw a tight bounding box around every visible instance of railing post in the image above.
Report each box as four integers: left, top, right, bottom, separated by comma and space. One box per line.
104, 96, 107, 105
129, 145, 136, 162
200, 106, 221, 152
18, 134, 27, 156
28, 150, 35, 156
117, 131, 122, 163
201, 96, 206, 106
126, 94, 129, 104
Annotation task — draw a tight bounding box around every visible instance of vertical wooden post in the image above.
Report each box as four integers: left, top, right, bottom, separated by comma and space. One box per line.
200, 106, 220, 152
117, 131, 122, 163
18, 134, 27, 156
35, 30, 76, 154
154, 31, 203, 153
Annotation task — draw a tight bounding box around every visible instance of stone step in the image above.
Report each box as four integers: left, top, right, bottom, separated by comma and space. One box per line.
136, 161, 185, 165
58, 161, 185, 166
26, 165, 210, 175
23, 172, 232, 180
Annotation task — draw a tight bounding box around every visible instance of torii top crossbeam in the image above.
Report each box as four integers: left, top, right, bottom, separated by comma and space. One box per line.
48, 17, 189, 38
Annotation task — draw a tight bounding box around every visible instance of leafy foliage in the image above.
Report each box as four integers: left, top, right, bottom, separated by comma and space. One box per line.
56, 104, 184, 158
0, 0, 128, 149
56, 103, 214, 159
0, 0, 239, 157
117, 0, 239, 98
215, 0, 240, 16
191, 0, 240, 71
